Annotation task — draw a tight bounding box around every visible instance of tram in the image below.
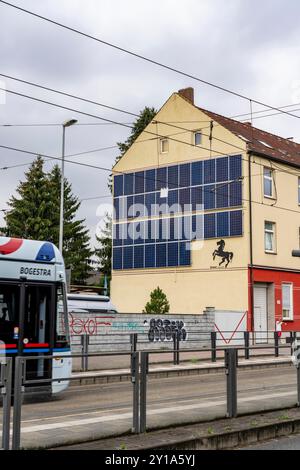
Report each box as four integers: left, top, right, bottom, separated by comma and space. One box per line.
0, 237, 72, 394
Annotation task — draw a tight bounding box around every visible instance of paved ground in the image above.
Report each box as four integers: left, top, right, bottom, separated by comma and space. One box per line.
241, 434, 300, 450
1, 361, 298, 449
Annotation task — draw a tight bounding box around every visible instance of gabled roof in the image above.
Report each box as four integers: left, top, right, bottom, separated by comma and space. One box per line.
197, 106, 300, 167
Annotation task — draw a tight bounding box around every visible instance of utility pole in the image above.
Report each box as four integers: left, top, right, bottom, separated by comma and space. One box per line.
59, 119, 77, 253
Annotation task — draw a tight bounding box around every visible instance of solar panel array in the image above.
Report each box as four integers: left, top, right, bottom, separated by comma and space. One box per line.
113, 155, 243, 270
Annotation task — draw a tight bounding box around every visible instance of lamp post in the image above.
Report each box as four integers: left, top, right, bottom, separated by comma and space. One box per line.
59, 119, 78, 253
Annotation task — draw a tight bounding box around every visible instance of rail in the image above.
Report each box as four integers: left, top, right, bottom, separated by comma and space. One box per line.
0, 338, 298, 450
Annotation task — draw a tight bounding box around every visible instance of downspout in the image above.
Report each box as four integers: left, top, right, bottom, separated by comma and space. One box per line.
248, 151, 254, 331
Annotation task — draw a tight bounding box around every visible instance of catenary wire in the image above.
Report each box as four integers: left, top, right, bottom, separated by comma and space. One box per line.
1, 1, 300, 121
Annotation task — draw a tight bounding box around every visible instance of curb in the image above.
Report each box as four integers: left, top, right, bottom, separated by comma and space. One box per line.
70, 358, 292, 385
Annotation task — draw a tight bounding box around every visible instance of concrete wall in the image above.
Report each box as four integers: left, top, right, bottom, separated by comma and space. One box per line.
69, 310, 215, 352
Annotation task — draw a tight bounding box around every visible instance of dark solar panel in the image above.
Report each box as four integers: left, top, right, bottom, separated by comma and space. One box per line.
179, 163, 191, 187
124, 173, 134, 195
156, 167, 168, 190
167, 165, 179, 189
113, 247, 122, 270
229, 155, 242, 180
156, 243, 167, 267
134, 245, 144, 269
216, 157, 229, 182
179, 242, 191, 266
123, 246, 133, 269
114, 175, 124, 196
134, 171, 145, 194
145, 169, 156, 193
217, 211, 229, 237
191, 161, 203, 186
230, 210, 243, 236
204, 213, 216, 239
204, 184, 215, 209
145, 244, 156, 268
113, 155, 243, 270
168, 242, 179, 267
216, 183, 229, 208
204, 159, 215, 184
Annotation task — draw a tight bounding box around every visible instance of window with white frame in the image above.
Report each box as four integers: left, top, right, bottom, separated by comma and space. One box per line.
282, 283, 293, 320
264, 221, 276, 253
193, 131, 202, 146
263, 167, 274, 197
160, 138, 169, 153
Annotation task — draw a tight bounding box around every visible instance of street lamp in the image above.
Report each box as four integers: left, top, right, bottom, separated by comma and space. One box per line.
59, 119, 78, 253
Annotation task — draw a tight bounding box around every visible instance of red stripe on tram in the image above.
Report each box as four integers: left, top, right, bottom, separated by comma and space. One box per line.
0, 344, 17, 349
25, 343, 49, 348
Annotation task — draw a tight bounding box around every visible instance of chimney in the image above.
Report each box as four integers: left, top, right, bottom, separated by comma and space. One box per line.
178, 87, 194, 104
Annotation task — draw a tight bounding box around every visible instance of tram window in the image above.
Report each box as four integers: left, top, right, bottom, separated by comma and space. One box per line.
56, 286, 69, 340
0, 285, 19, 323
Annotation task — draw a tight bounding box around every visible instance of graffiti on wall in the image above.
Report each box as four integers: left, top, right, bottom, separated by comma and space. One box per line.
68, 312, 114, 335
147, 318, 187, 342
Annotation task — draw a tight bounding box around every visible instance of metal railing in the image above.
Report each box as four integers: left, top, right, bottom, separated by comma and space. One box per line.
0, 337, 298, 450
73, 330, 294, 371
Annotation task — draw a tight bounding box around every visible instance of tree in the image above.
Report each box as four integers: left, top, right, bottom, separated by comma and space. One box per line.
109, 106, 157, 192
47, 165, 93, 283
143, 287, 170, 314
95, 213, 112, 293
4, 156, 53, 240
4, 158, 92, 284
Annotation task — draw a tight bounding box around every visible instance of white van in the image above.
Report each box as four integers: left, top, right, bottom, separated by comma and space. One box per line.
67, 294, 118, 314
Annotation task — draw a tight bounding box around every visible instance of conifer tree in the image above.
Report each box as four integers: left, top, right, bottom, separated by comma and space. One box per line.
5, 156, 53, 240
47, 165, 92, 283
5, 158, 92, 284
143, 287, 170, 314
95, 213, 112, 293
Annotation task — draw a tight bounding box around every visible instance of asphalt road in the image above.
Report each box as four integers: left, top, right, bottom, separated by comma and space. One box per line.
1, 364, 298, 449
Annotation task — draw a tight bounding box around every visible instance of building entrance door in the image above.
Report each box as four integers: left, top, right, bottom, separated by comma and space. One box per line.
254, 284, 268, 343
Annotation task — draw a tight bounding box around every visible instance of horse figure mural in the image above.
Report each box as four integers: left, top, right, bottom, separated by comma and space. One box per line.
212, 239, 234, 268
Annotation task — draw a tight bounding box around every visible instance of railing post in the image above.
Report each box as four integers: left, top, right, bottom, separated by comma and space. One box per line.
139, 351, 148, 433
81, 334, 89, 371
211, 331, 217, 363
1, 357, 12, 450
244, 332, 250, 360
130, 333, 138, 353
131, 351, 139, 433
12, 357, 25, 450
291, 332, 297, 357
274, 331, 279, 358
225, 349, 238, 418
176, 331, 180, 365
173, 332, 177, 365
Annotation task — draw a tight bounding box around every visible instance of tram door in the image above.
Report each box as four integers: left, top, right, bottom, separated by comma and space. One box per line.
20, 283, 54, 383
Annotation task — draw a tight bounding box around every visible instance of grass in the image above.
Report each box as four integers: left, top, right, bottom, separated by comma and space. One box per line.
190, 358, 199, 364
207, 427, 215, 435
278, 414, 291, 421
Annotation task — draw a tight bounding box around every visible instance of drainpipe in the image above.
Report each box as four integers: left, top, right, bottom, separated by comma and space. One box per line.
248, 152, 254, 331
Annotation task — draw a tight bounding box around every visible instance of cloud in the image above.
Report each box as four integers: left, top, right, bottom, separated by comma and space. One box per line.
0, 0, 300, 245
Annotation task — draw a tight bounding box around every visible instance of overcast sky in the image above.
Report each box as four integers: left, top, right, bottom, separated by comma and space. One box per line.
1, 0, 300, 247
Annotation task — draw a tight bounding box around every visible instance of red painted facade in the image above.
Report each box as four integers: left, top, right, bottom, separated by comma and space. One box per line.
248, 267, 300, 332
